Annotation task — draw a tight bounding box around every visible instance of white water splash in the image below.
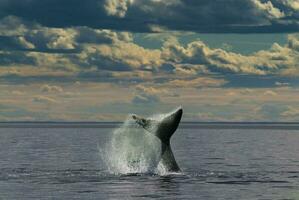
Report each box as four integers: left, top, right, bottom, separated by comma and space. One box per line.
100, 117, 162, 175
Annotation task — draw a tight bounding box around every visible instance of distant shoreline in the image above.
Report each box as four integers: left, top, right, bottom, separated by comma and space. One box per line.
0, 121, 299, 129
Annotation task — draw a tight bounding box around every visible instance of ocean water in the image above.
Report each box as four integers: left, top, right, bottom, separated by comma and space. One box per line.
0, 123, 299, 199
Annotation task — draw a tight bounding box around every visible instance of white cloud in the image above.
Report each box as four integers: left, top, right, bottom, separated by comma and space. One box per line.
103, 0, 134, 18
280, 0, 299, 11
264, 90, 278, 96
166, 77, 227, 88
0, 16, 30, 36
16, 36, 35, 49
252, 0, 285, 19
161, 37, 299, 76
132, 85, 161, 104
275, 81, 290, 86
32, 95, 58, 104
281, 106, 299, 117
11, 90, 25, 95
1, 16, 299, 81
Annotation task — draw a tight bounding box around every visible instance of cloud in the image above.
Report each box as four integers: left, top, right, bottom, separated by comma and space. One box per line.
0, 0, 299, 33
2, 82, 299, 121
167, 77, 227, 88
0, 16, 133, 52
1, 28, 299, 88
32, 95, 58, 104
132, 94, 160, 104
15, 36, 35, 49
240, 88, 254, 95
253, 102, 299, 121
41, 84, 63, 93
132, 85, 161, 104
103, 0, 133, 18
0, 16, 30, 36
162, 36, 299, 76
76, 27, 133, 44
283, 0, 299, 10
252, 0, 285, 19
263, 90, 278, 96
281, 106, 299, 117
1, 15, 299, 90
135, 85, 164, 95
287, 34, 299, 51
0, 104, 37, 121
0, 51, 34, 66
0, 17, 77, 52
76, 41, 161, 71
11, 90, 25, 95
255, 104, 288, 121
275, 81, 290, 86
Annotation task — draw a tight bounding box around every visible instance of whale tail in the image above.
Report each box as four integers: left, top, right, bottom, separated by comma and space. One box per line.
131, 107, 183, 144
131, 107, 183, 172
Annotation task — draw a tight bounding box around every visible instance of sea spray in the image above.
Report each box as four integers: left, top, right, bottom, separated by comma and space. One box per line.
100, 117, 162, 174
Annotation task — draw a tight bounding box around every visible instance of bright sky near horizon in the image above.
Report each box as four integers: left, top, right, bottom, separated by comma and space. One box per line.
1, 0, 299, 121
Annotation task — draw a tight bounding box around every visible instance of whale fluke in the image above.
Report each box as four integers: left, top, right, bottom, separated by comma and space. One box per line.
132, 107, 183, 172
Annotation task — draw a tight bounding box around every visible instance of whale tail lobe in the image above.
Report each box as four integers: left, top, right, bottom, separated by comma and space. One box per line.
155, 107, 182, 144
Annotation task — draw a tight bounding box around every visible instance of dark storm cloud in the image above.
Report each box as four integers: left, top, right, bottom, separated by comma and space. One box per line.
0, 0, 299, 33
0, 0, 145, 31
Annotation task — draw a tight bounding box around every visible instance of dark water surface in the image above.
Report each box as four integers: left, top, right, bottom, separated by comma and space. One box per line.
0, 123, 299, 199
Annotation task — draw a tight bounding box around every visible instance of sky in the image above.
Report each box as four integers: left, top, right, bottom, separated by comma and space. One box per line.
1, 0, 299, 122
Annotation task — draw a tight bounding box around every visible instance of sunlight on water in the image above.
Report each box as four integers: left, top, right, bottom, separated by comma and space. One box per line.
100, 117, 162, 175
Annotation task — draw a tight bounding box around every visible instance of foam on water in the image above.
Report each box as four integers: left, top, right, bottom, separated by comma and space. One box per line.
100, 116, 163, 175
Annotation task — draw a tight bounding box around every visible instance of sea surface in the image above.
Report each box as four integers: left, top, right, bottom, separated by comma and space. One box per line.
0, 122, 299, 199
